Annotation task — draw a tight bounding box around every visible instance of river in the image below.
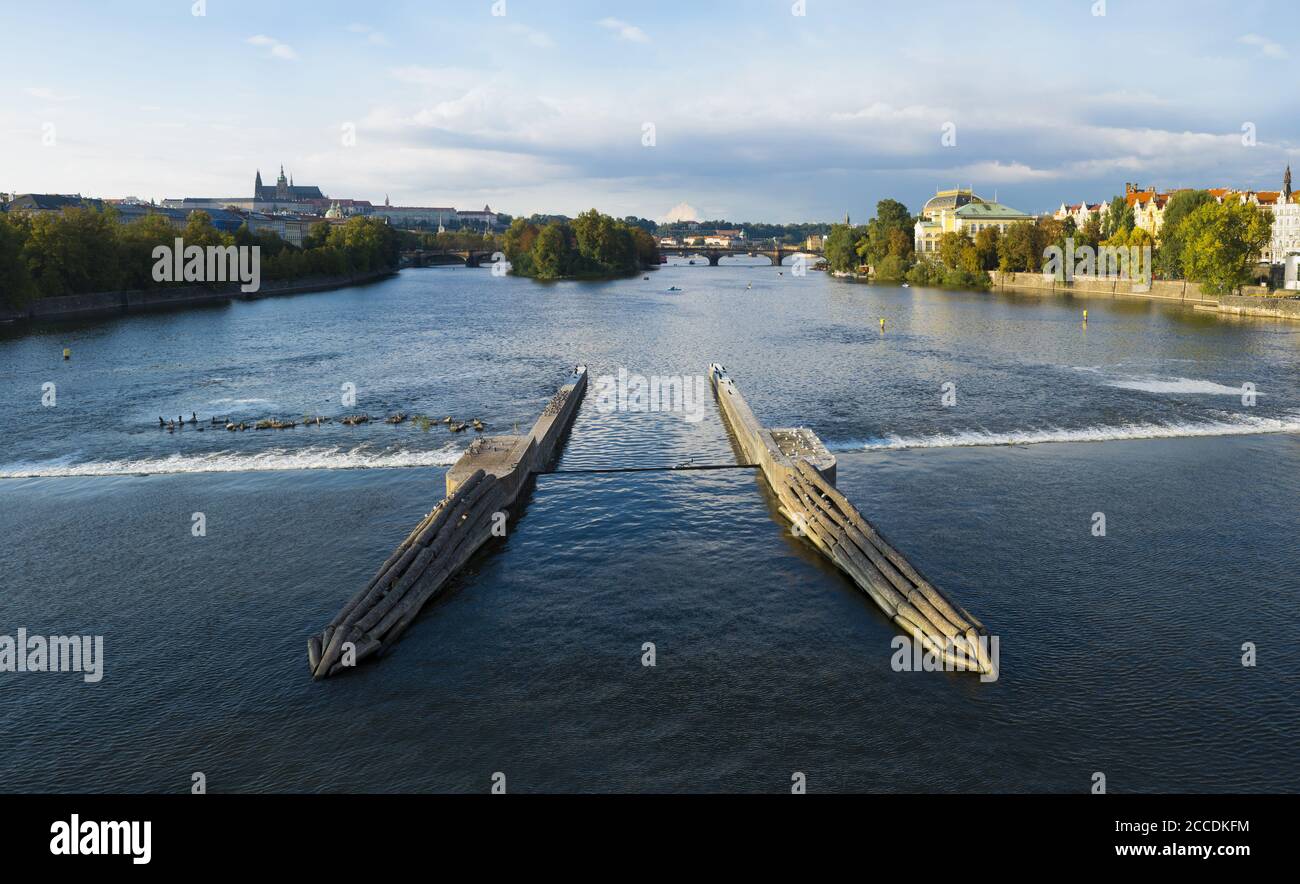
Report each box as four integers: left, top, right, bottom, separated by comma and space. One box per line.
1, 257, 1297, 792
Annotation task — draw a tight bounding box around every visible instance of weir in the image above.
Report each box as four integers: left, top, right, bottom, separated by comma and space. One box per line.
308, 366, 588, 678
708, 363, 995, 677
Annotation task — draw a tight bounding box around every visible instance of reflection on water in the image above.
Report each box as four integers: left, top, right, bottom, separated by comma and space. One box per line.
1, 262, 1297, 792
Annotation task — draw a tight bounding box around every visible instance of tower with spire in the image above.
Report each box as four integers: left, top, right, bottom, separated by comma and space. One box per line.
252, 163, 326, 204
1285, 165, 1292, 201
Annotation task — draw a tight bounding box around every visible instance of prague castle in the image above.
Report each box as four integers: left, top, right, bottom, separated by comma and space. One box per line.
163, 164, 331, 214
254, 166, 324, 203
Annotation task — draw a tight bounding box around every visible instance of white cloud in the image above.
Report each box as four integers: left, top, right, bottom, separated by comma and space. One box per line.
348, 23, 387, 45
661, 202, 699, 222
388, 66, 481, 91
25, 87, 78, 102
363, 85, 564, 142
830, 102, 948, 123
247, 35, 298, 61
598, 18, 650, 44
511, 23, 554, 48
1238, 34, 1286, 59
947, 160, 1059, 183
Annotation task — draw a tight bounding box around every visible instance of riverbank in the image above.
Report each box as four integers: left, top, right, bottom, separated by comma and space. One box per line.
991, 271, 1300, 321
512, 264, 660, 282
0, 268, 398, 324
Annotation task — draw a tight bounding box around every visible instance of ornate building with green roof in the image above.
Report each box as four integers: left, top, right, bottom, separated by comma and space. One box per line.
914, 188, 1033, 255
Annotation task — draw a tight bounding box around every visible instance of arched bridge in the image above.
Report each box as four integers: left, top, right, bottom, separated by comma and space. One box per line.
402, 248, 499, 268
661, 245, 823, 266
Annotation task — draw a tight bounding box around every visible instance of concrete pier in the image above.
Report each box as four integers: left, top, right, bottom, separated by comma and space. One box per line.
309, 366, 587, 678
708, 363, 994, 677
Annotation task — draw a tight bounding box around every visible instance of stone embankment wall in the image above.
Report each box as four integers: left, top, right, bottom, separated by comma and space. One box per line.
0, 268, 397, 323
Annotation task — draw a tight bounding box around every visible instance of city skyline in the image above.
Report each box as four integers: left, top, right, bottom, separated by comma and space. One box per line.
3, 0, 1299, 222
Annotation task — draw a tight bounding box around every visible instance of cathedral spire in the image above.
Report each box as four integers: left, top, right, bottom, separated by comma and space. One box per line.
1286, 165, 1292, 201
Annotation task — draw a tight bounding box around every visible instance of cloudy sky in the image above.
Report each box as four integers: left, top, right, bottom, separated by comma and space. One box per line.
3, 0, 1298, 222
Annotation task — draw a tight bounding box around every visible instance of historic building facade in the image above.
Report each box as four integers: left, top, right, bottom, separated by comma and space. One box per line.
914, 188, 1032, 254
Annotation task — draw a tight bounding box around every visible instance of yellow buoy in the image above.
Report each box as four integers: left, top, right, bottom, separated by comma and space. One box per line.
63, 348, 71, 360
879, 318, 886, 330
1082, 309, 1088, 322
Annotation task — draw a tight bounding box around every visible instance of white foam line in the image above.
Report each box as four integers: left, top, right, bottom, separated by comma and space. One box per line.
1105, 377, 1261, 396
833, 415, 1300, 451
0, 445, 464, 479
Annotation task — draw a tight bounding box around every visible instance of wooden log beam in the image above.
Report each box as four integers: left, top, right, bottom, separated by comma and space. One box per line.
793, 461, 981, 634
358, 471, 488, 604
310, 367, 589, 678
374, 494, 507, 646
326, 471, 486, 630
352, 477, 500, 635
364, 482, 507, 640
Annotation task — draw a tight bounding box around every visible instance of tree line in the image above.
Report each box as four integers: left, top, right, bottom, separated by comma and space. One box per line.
0, 208, 402, 308
503, 209, 659, 279
821, 192, 1275, 295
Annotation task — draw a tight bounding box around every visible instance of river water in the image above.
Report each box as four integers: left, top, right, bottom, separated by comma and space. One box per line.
1, 258, 1297, 792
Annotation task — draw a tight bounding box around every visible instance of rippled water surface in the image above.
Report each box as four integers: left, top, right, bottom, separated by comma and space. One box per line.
1, 260, 1298, 792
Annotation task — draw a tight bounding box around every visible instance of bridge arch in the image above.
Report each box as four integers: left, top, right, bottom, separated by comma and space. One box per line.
660, 246, 821, 267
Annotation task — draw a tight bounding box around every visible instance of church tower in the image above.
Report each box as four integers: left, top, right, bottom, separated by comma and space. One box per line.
276, 165, 289, 200
255, 169, 263, 198
1286, 165, 1293, 201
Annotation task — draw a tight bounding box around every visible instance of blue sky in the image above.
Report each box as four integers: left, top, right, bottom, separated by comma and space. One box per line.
3, 0, 1298, 222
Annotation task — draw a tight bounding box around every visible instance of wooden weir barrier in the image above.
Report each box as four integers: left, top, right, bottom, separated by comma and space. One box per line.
708, 363, 995, 677
308, 366, 588, 678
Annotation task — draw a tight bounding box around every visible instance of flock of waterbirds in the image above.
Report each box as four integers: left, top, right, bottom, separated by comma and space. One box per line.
155, 413, 487, 434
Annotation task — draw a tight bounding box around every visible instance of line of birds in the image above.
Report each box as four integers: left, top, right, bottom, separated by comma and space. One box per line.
157, 412, 486, 433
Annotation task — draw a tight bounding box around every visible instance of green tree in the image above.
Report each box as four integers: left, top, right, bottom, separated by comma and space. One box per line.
997, 221, 1041, 272
503, 218, 540, 276
1180, 201, 1272, 294
823, 223, 861, 273
531, 223, 568, 279
181, 210, 232, 250
1154, 190, 1214, 279
861, 199, 913, 267
937, 231, 971, 270
117, 213, 177, 290
22, 207, 123, 297
1102, 196, 1134, 239
973, 226, 1001, 271
874, 254, 909, 282
0, 213, 37, 307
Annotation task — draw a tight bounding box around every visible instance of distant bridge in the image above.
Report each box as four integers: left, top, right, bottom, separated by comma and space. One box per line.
660, 244, 823, 266
402, 248, 498, 268
401, 244, 825, 270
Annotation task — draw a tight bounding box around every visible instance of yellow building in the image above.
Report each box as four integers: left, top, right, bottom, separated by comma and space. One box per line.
913, 188, 1033, 254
